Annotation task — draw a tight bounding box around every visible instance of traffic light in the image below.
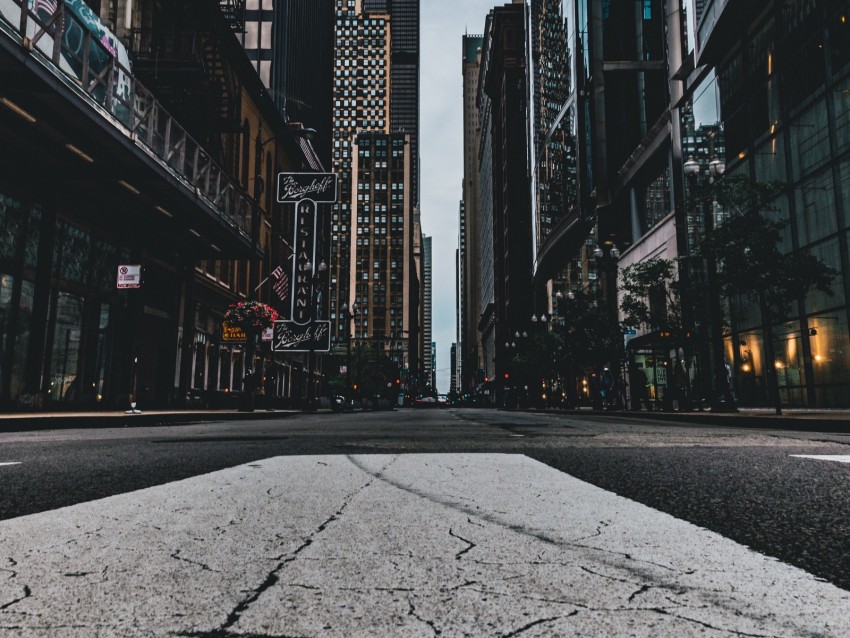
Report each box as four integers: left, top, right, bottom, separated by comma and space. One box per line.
504, 373, 510, 380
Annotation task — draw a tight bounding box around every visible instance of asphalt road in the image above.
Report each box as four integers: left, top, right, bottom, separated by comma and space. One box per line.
2, 407, 849, 596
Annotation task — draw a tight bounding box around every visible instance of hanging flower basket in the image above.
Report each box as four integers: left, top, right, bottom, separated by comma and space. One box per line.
224, 300, 279, 333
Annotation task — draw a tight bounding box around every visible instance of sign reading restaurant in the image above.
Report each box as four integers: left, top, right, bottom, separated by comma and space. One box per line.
273, 173, 337, 353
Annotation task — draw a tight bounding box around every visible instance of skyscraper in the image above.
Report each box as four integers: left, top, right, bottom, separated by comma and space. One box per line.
349, 132, 413, 373
331, 0, 420, 383
330, 1, 392, 344
271, 1, 335, 165
460, 34, 484, 394
423, 234, 433, 390
240, 2, 334, 165
363, 0, 421, 205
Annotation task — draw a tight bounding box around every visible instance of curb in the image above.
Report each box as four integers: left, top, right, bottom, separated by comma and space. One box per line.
0, 410, 302, 433
518, 408, 850, 434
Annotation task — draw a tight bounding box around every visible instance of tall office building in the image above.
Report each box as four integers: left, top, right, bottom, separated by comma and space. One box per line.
330, 0, 421, 389
364, 0, 421, 205
349, 132, 413, 373
271, 1, 335, 165
481, 3, 534, 388
240, 2, 334, 165
460, 34, 484, 394
528, 0, 575, 254
477, 14, 496, 395
422, 235, 433, 390
330, 1, 392, 342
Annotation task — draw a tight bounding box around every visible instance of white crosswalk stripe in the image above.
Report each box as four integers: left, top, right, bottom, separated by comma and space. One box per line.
0, 462, 21, 467
1, 454, 848, 636
791, 455, 850, 464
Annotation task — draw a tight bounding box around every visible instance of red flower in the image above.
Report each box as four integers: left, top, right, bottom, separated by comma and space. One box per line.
224, 300, 278, 332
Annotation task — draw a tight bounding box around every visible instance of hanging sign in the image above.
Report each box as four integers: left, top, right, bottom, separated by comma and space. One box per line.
276, 173, 338, 204
221, 322, 247, 343
273, 172, 337, 353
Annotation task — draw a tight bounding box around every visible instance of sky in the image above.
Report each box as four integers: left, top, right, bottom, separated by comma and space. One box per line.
420, 0, 496, 393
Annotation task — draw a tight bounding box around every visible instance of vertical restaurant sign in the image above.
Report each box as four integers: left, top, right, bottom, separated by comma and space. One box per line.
273, 173, 338, 353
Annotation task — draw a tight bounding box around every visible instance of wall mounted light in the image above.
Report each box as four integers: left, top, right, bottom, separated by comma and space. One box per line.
65, 144, 94, 163
118, 180, 140, 195
0, 97, 36, 123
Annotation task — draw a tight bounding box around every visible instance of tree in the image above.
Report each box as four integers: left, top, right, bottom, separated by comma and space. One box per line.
554, 291, 625, 405
696, 175, 837, 413
509, 330, 563, 406
620, 258, 686, 332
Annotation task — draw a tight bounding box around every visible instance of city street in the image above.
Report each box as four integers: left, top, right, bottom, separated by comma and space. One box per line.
1, 409, 849, 636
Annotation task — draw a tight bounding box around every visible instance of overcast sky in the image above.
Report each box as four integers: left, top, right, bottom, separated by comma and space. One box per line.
420, 1, 495, 393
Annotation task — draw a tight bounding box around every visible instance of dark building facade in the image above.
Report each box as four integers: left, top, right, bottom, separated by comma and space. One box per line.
481, 3, 534, 389
688, 0, 850, 407
270, 0, 335, 167
0, 1, 315, 411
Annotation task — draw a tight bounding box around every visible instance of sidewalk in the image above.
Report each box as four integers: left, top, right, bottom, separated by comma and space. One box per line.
0, 408, 302, 432
533, 406, 850, 433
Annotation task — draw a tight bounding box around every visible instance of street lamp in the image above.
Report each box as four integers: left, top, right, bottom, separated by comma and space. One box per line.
341, 301, 358, 400
684, 155, 736, 412
302, 257, 328, 411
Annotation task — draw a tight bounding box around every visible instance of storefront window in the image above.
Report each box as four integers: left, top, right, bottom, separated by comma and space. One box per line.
48, 292, 84, 401
0, 274, 14, 400
809, 314, 850, 406
774, 320, 807, 406
93, 303, 111, 402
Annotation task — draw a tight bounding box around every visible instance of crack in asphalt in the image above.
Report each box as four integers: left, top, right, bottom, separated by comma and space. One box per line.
170, 550, 221, 573
1, 558, 17, 580
448, 528, 476, 559
0, 585, 31, 610
178, 457, 395, 638
500, 614, 570, 637
407, 595, 441, 636
645, 607, 789, 638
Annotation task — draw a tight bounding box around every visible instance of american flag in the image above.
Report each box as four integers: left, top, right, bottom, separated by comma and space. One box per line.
271, 266, 289, 303
34, 0, 58, 16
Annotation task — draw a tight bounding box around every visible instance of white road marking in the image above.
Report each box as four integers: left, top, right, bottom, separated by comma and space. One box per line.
1, 454, 848, 636
0, 462, 21, 467
791, 454, 850, 464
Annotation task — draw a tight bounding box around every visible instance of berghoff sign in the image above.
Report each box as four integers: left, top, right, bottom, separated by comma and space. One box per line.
276, 173, 337, 204
273, 172, 338, 353
273, 321, 330, 352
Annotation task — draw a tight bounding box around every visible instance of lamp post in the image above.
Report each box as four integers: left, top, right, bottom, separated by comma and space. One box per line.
683, 155, 737, 412
301, 257, 327, 411
341, 301, 358, 401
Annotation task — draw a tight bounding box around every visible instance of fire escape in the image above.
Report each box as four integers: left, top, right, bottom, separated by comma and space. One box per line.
127, 1, 246, 160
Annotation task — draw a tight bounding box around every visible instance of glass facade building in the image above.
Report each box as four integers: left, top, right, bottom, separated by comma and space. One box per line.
694, 0, 850, 407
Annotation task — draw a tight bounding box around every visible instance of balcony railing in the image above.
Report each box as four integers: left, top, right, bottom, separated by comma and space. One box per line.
0, 0, 252, 238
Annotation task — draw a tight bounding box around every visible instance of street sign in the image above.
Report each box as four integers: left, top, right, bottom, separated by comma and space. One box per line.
116, 264, 142, 289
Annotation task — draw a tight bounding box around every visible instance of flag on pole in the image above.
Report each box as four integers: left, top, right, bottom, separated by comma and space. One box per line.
271, 267, 289, 303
